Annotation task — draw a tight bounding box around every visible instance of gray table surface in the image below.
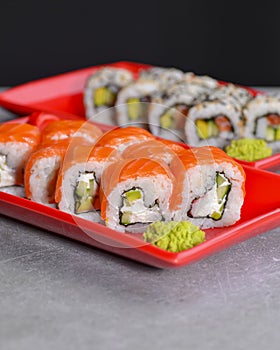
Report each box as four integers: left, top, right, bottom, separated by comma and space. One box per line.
0, 87, 280, 350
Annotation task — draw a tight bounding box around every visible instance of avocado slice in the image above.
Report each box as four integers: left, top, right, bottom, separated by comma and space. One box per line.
275, 126, 280, 141
127, 98, 141, 120
208, 120, 219, 137
266, 126, 275, 142
94, 86, 116, 107
196, 119, 208, 139
160, 110, 174, 129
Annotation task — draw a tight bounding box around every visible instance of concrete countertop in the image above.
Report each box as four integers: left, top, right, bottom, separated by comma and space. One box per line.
0, 88, 280, 350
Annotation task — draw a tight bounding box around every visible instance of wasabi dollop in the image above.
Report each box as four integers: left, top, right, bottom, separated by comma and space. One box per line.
143, 221, 205, 253
225, 138, 272, 161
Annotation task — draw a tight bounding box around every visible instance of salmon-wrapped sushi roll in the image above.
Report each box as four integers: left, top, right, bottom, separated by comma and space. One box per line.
41, 120, 103, 145
24, 139, 70, 204
0, 123, 40, 187
170, 146, 246, 228
55, 143, 120, 216
95, 126, 155, 152
100, 158, 175, 233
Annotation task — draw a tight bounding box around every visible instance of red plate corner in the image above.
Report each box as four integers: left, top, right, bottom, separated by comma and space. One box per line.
0, 61, 151, 116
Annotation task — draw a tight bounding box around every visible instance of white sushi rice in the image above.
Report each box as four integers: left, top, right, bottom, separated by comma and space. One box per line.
29, 155, 63, 203
104, 174, 173, 233
172, 161, 245, 228
84, 67, 134, 124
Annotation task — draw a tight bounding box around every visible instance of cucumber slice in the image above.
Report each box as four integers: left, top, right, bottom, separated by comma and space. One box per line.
124, 189, 142, 202
211, 211, 222, 220
212, 174, 230, 219
216, 173, 227, 186
74, 174, 96, 214
75, 197, 94, 213
211, 203, 225, 220
75, 180, 89, 198
120, 211, 132, 225
217, 185, 230, 201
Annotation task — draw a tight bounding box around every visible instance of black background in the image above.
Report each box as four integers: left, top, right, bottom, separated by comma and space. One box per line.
1, 0, 280, 86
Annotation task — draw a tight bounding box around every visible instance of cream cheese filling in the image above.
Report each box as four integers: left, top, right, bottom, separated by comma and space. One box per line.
0, 154, 15, 187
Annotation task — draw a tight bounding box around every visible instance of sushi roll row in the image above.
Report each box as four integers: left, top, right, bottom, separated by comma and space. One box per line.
83, 65, 280, 153
83, 65, 216, 130
1, 118, 246, 234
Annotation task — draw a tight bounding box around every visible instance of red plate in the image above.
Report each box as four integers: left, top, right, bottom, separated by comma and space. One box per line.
0, 61, 278, 170
0, 115, 280, 268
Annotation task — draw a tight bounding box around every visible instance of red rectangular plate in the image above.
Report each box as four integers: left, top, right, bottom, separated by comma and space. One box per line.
0, 157, 279, 268
0, 61, 279, 170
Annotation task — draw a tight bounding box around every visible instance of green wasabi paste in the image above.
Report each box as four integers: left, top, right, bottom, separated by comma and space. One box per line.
143, 221, 205, 253
225, 138, 272, 161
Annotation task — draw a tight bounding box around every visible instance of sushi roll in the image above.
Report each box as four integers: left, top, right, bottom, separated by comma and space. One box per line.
84, 67, 134, 124
243, 95, 280, 152
41, 120, 103, 145
185, 96, 243, 148
170, 146, 246, 228
100, 158, 175, 233
115, 79, 160, 129
0, 123, 40, 187
24, 139, 69, 204
55, 143, 120, 216
94, 126, 155, 152
149, 89, 199, 142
